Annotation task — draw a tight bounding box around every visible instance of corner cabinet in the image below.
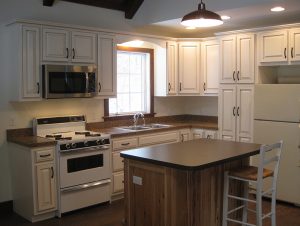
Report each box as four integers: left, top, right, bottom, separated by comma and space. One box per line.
97, 34, 116, 97
178, 42, 201, 94
218, 85, 253, 142
219, 34, 255, 84
42, 27, 97, 63
7, 23, 41, 101
9, 144, 57, 222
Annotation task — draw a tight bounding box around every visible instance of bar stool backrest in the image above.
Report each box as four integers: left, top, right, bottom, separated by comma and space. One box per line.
257, 140, 283, 192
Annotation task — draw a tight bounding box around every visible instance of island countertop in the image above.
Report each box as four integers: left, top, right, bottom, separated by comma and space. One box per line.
120, 139, 261, 170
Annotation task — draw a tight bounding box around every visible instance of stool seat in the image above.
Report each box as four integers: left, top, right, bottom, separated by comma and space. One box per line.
229, 166, 274, 181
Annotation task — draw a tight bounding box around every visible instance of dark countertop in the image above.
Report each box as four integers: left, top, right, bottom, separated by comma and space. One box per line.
120, 139, 261, 170
6, 116, 218, 147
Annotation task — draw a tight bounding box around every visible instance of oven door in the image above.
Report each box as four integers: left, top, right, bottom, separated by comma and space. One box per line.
59, 146, 110, 189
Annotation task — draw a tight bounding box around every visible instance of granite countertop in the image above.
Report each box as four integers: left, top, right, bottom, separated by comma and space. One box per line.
6, 115, 218, 148
120, 139, 261, 170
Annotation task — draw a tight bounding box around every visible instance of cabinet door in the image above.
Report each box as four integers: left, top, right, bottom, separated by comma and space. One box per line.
258, 30, 288, 63
220, 35, 236, 83
201, 40, 219, 94
36, 162, 56, 212
289, 28, 300, 62
22, 25, 41, 99
166, 41, 178, 95
98, 34, 116, 96
112, 151, 124, 172
204, 130, 218, 139
71, 31, 96, 63
236, 85, 253, 142
179, 129, 191, 142
42, 28, 69, 62
218, 85, 236, 141
178, 42, 200, 94
236, 34, 254, 83
113, 172, 124, 193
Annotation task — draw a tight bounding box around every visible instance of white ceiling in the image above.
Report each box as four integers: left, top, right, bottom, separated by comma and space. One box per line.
130, 0, 300, 37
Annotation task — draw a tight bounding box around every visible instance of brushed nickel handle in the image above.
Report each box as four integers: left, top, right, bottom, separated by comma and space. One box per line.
51, 167, 54, 178
237, 107, 240, 116
233, 71, 236, 81
233, 107, 236, 116
40, 154, 51, 158
291, 47, 294, 58
237, 71, 240, 81
121, 143, 130, 146
37, 82, 40, 94
284, 48, 287, 59
66, 48, 69, 58
72, 48, 75, 59
179, 82, 182, 91
203, 82, 206, 91
168, 83, 171, 92
98, 82, 102, 93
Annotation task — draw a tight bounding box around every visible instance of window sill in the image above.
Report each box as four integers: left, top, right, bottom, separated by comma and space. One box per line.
103, 113, 156, 122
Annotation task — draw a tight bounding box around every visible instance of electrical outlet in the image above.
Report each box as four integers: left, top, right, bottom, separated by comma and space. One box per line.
133, 176, 142, 185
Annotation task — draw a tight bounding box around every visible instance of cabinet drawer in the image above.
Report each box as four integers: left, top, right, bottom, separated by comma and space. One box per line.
35, 149, 54, 163
112, 137, 138, 151
113, 172, 124, 193
112, 152, 124, 172
204, 130, 218, 139
139, 131, 179, 146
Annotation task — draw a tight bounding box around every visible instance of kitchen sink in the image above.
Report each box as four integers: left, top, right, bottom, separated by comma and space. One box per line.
120, 124, 170, 131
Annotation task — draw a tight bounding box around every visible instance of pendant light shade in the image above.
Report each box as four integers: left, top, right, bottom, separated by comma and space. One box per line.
181, 0, 223, 28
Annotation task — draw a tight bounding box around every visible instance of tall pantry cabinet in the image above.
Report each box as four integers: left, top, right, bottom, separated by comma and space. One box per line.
218, 33, 255, 142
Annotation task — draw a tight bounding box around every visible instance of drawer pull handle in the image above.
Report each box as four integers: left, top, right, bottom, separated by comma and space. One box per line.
40, 154, 51, 158
51, 167, 54, 178
168, 83, 171, 92
121, 143, 130, 146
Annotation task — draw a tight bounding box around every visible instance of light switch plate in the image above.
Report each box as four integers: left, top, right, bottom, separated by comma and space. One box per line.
133, 176, 142, 185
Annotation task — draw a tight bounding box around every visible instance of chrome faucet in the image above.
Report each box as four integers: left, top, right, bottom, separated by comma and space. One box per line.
133, 112, 145, 127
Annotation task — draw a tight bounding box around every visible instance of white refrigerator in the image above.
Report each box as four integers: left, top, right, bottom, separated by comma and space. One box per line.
254, 84, 300, 205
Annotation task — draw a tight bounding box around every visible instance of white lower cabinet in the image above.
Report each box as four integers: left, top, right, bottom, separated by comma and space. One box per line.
179, 129, 191, 142
192, 129, 218, 140
139, 131, 179, 146
218, 85, 254, 142
9, 144, 57, 222
112, 172, 124, 193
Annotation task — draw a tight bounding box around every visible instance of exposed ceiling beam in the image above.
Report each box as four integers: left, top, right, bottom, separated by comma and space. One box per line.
43, 0, 55, 6
62, 0, 125, 11
124, 0, 144, 19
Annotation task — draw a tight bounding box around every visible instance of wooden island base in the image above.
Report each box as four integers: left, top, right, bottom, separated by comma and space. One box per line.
124, 158, 248, 226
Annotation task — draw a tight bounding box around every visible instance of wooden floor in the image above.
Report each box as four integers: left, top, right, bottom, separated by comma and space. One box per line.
1, 199, 299, 226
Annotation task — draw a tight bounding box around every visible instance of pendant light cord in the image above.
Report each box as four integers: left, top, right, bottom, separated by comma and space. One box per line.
198, 0, 206, 10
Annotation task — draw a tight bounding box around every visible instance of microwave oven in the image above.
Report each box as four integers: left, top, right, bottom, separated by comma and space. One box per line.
42, 65, 97, 99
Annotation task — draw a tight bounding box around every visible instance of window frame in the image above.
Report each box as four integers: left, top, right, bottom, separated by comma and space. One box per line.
103, 46, 155, 121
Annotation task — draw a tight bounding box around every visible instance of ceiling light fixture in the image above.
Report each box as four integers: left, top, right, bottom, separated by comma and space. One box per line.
271, 6, 285, 12
221, 15, 231, 20
181, 0, 223, 28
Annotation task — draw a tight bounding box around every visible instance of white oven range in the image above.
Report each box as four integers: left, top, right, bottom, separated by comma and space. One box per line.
33, 115, 111, 216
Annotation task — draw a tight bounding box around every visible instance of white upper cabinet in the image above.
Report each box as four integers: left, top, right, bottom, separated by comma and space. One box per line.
97, 34, 116, 97
8, 23, 41, 101
218, 84, 253, 142
42, 27, 96, 63
220, 34, 254, 84
178, 42, 201, 94
166, 41, 178, 95
289, 28, 300, 62
201, 39, 219, 95
258, 30, 288, 63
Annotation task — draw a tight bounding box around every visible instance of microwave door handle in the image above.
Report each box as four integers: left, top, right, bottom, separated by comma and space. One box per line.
85, 73, 89, 93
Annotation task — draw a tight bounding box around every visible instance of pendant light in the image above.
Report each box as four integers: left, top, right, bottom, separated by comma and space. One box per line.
181, 0, 223, 28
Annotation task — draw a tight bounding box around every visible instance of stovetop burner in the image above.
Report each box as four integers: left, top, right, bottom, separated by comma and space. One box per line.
55, 137, 72, 141
75, 131, 101, 137
46, 134, 62, 139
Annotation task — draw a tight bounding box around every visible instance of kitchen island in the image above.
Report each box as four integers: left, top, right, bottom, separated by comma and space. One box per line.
120, 139, 261, 226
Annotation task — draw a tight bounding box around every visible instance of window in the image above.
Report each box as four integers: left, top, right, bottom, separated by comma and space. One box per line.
104, 46, 154, 119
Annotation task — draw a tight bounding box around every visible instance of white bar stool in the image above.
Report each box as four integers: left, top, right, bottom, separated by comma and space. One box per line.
222, 140, 283, 226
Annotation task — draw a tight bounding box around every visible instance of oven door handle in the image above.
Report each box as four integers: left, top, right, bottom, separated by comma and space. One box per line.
61, 179, 111, 193
60, 145, 110, 154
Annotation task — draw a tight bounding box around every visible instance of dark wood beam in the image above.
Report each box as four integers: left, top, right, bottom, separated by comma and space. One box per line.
43, 0, 55, 6
63, 0, 125, 11
124, 0, 143, 19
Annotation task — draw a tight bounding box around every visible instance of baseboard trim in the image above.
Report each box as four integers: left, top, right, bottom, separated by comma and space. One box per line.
0, 200, 13, 215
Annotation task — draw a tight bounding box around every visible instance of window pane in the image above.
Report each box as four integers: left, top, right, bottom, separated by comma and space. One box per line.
117, 94, 130, 113
130, 54, 142, 74
117, 74, 130, 93
117, 53, 130, 73
130, 75, 142, 93
130, 93, 143, 112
